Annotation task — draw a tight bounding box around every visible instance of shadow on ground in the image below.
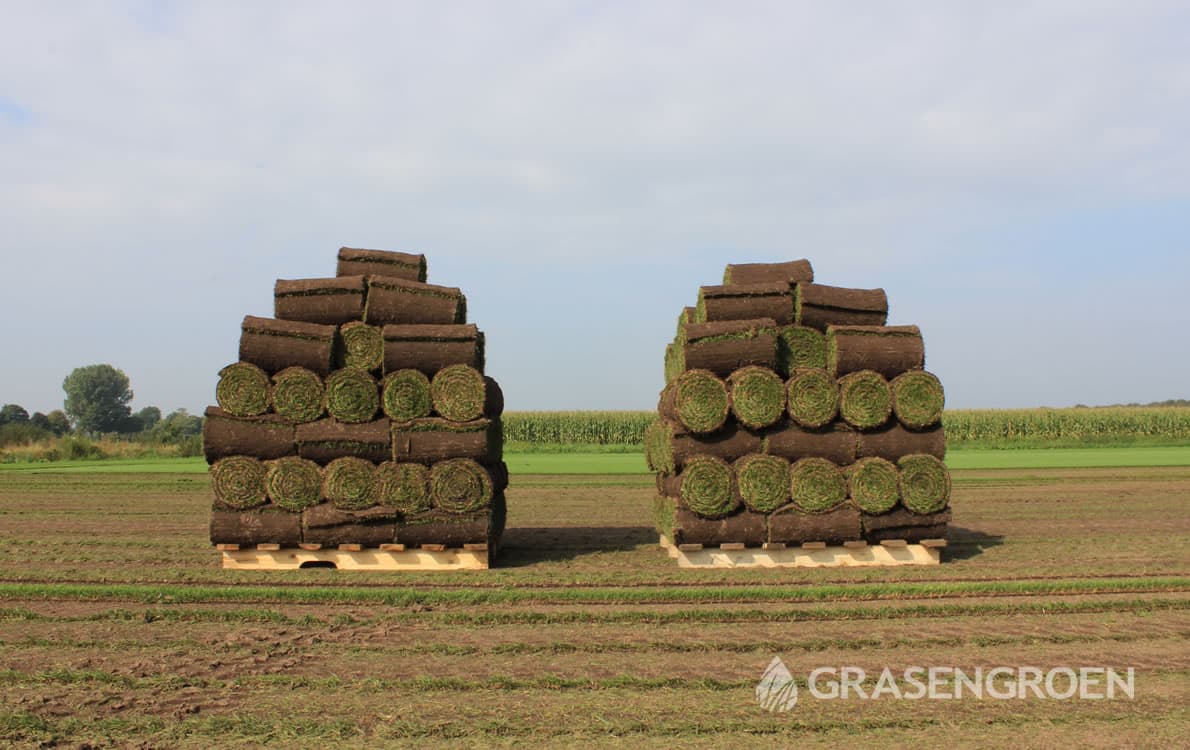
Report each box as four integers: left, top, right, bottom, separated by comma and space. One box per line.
943, 526, 1005, 562
499, 525, 657, 566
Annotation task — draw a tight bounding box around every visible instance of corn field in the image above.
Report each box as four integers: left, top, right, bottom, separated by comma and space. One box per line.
503, 411, 657, 445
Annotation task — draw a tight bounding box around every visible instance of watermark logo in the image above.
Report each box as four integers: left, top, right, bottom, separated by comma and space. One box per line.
756, 659, 1134, 712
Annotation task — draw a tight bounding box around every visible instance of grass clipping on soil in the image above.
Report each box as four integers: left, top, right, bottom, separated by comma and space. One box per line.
382, 369, 432, 421
790, 457, 846, 512
898, 454, 952, 514
325, 368, 380, 423
680, 455, 739, 518
891, 370, 945, 429
777, 325, 827, 375
430, 458, 493, 513
210, 456, 267, 510
265, 456, 323, 512
661, 369, 729, 434
339, 321, 384, 371
271, 367, 325, 423
734, 453, 790, 513
431, 364, 486, 422
846, 457, 900, 513
323, 456, 378, 510
729, 366, 785, 429
786, 367, 839, 428
216, 362, 270, 417
838, 370, 892, 430
376, 461, 431, 514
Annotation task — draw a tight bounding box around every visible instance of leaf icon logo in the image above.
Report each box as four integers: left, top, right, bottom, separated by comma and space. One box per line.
756, 656, 798, 712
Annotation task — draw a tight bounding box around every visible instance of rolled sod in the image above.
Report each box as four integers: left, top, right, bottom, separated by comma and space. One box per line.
336, 247, 427, 282
270, 366, 325, 424
785, 367, 839, 428
322, 456, 378, 511
656, 471, 682, 498
339, 321, 384, 372
682, 318, 779, 377
324, 368, 380, 423
679, 455, 739, 519
295, 418, 391, 464
846, 457, 900, 514
657, 369, 730, 434
776, 325, 827, 375
430, 458, 494, 513
856, 423, 945, 462
239, 315, 337, 376
676, 306, 698, 337
210, 507, 302, 546
827, 325, 924, 379
763, 422, 857, 466
838, 370, 893, 430
215, 362, 270, 417
430, 364, 487, 422
768, 505, 862, 545
891, 370, 945, 429
669, 504, 767, 547
375, 461, 432, 514
391, 417, 502, 464
382, 369, 432, 421
274, 276, 366, 325
794, 283, 888, 331
397, 506, 495, 547
733, 453, 791, 513
862, 507, 951, 543
722, 259, 813, 286
382, 324, 484, 376
647, 419, 762, 475
789, 457, 847, 512
365, 277, 466, 326
898, 454, 952, 514
696, 282, 794, 325
663, 341, 684, 384
728, 366, 785, 429
302, 504, 398, 547
264, 456, 323, 512
210, 455, 267, 510
202, 407, 294, 463
483, 376, 505, 418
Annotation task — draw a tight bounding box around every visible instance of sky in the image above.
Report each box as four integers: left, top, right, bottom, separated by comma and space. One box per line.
2, 1, 1188, 415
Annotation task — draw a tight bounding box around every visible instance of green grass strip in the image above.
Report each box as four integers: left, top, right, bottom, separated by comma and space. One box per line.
899, 453, 952, 513
846, 456, 899, 513
215, 362, 270, 417
729, 366, 785, 429
680, 455, 738, 518
430, 458, 493, 513
838, 369, 892, 430
322, 456, 377, 510
786, 367, 839, 428
339, 321, 383, 371
734, 453, 790, 513
265, 456, 322, 512
376, 461, 431, 514
777, 325, 827, 375
209, 456, 266, 510
382, 369, 432, 421
892, 370, 945, 428
324, 368, 379, 423
431, 364, 486, 422
270, 366, 325, 423
790, 457, 846, 512
664, 369, 729, 434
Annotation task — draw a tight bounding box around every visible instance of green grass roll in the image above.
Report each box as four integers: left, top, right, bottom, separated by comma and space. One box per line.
376, 461, 431, 514
786, 368, 839, 428
382, 369, 432, 421
728, 366, 785, 429
339, 321, 384, 371
658, 369, 729, 434
734, 453, 790, 513
430, 364, 486, 422
210, 456, 267, 510
679, 455, 738, 519
838, 370, 892, 430
271, 366, 325, 423
322, 456, 377, 510
430, 458, 493, 513
891, 370, 945, 429
790, 457, 846, 512
325, 367, 380, 423
216, 362, 270, 417
264, 456, 323, 512
899, 454, 951, 514
846, 457, 900, 514
776, 325, 827, 375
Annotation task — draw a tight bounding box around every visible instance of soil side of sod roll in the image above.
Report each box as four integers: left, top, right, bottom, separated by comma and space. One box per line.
728, 366, 786, 429
338, 321, 384, 372
762, 421, 857, 466
391, 417, 502, 464
264, 456, 323, 512
302, 503, 399, 547
240, 315, 337, 376
646, 419, 763, 474
785, 367, 839, 428
837, 370, 893, 430
845, 457, 900, 514
679, 455, 739, 519
657, 369, 730, 434
381, 369, 432, 422
336, 247, 427, 282
794, 283, 888, 331
274, 276, 367, 325
203, 407, 295, 463
210, 507, 302, 546
789, 457, 847, 512
215, 362, 271, 417
733, 453, 791, 513
827, 325, 924, 379
856, 423, 946, 461
768, 504, 862, 545
776, 325, 828, 375
696, 282, 794, 325
891, 370, 945, 429
682, 318, 778, 377
396, 503, 497, 548
365, 277, 466, 326
382, 324, 484, 376
662, 501, 768, 547
655, 471, 683, 498
722, 259, 814, 286
676, 306, 698, 337
270, 367, 326, 424
430, 364, 488, 422
375, 461, 432, 514
325, 368, 380, 423
209, 455, 268, 510
295, 418, 392, 464
862, 507, 951, 544
898, 454, 952, 514
483, 377, 505, 418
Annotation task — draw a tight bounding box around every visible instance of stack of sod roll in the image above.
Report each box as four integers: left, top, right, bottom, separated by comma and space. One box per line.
648, 259, 950, 548
205, 247, 506, 552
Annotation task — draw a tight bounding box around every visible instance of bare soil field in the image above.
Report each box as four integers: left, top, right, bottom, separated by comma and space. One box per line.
0, 465, 1187, 747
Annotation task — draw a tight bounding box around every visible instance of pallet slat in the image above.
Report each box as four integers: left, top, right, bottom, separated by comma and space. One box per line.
220, 546, 489, 571
660, 536, 940, 568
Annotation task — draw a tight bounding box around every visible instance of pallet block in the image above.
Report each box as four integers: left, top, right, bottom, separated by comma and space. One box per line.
660, 536, 941, 568
219, 544, 489, 570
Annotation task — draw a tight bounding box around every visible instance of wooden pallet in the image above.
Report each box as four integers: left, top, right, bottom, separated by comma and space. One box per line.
217, 543, 490, 570
660, 536, 943, 568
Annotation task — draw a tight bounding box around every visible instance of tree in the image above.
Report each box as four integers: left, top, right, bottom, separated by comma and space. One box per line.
0, 404, 30, 425
45, 410, 72, 436
30, 412, 51, 430
62, 365, 134, 434
154, 408, 203, 443
136, 406, 162, 431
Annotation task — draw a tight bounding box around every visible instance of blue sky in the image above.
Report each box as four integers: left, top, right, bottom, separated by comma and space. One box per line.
2, 2, 1188, 414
